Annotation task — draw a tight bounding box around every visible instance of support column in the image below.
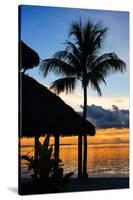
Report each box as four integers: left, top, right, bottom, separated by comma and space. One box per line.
54, 134, 59, 170
34, 135, 39, 178
78, 135, 82, 178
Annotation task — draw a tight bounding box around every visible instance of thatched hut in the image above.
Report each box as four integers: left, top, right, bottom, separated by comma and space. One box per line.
19, 41, 40, 72
19, 73, 95, 177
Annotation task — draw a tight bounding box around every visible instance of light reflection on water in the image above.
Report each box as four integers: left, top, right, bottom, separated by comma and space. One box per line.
20, 142, 129, 179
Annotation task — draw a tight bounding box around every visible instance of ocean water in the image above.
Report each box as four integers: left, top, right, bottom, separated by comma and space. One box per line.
20, 142, 129, 179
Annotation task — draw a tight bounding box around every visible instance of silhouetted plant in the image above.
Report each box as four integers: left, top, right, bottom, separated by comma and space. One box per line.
22, 135, 73, 192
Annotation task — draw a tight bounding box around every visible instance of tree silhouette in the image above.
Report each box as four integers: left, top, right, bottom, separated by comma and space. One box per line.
40, 19, 126, 178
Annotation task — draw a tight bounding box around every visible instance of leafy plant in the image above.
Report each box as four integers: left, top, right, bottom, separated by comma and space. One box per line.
21, 135, 74, 192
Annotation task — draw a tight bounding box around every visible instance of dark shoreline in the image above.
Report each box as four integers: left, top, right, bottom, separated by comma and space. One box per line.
19, 177, 129, 195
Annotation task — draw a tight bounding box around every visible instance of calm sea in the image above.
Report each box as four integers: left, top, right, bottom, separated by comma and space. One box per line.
20, 141, 129, 180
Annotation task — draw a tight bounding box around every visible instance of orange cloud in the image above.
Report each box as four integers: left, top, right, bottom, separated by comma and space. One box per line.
113, 98, 125, 103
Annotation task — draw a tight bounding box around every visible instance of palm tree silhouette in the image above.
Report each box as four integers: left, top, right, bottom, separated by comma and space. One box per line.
40, 20, 126, 178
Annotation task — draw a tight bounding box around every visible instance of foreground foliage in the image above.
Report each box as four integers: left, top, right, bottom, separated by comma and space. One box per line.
21, 135, 73, 192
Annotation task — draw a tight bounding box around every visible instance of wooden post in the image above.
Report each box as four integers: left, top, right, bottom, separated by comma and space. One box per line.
54, 134, 59, 170
78, 135, 82, 178
34, 135, 39, 178
83, 86, 88, 177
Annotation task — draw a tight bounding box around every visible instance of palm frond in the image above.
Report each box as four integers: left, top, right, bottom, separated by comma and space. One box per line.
86, 54, 97, 69
82, 20, 94, 49
92, 53, 126, 75
91, 27, 108, 51
64, 40, 82, 71
85, 52, 126, 95
69, 21, 83, 50
65, 40, 80, 55
89, 79, 102, 96
50, 77, 76, 94
53, 50, 81, 70
40, 58, 76, 77
85, 69, 106, 95
82, 21, 108, 55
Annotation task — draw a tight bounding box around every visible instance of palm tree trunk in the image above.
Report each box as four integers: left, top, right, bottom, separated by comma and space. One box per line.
34, 135, 39, 178
83, 86, 88, 177
78, 135, 82, 178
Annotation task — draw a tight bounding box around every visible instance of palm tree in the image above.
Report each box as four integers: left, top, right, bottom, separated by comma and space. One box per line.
40, 20, 126, 178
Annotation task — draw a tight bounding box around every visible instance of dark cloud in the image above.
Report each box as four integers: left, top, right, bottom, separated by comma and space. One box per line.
112, 105, 119, 111
79, 105, 129, 129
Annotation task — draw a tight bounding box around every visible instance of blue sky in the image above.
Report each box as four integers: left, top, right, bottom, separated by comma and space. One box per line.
20, 5, 129, 111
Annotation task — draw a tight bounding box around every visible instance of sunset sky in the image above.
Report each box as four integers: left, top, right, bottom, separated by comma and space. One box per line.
21, 128, 129, 147
20, 5, 129, 144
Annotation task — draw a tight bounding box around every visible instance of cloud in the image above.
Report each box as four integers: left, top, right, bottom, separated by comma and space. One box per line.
113, 98, 125, 103
79, 105, 129, 129
112, 105, 119, 111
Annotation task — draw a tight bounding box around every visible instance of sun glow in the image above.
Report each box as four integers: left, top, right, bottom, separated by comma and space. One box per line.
60, 90, 129, 112
20, 128, 129, 146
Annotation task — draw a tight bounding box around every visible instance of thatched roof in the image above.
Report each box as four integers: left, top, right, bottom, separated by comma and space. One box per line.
19, 41, 40, 71
19, 73, 95, 137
